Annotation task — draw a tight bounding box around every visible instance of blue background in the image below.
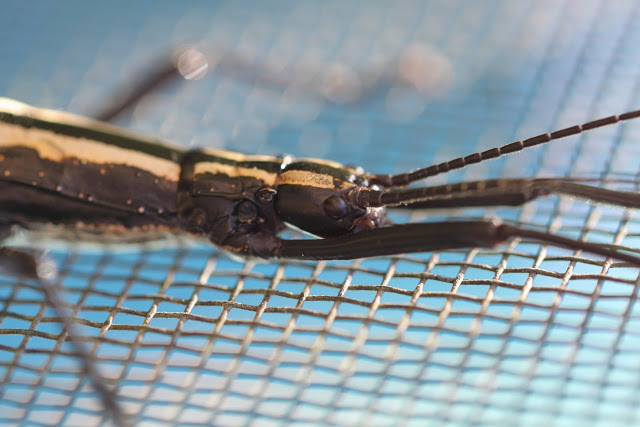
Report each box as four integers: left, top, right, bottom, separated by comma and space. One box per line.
1, 1, 640, 425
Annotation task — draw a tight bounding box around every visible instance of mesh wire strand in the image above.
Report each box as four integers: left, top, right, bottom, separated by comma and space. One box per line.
2, 0, 640, 425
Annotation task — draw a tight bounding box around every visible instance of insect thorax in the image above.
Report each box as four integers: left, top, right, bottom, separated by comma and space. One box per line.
177, 151, 285, 258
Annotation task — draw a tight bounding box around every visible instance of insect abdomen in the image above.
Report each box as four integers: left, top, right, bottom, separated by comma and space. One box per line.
0, 98, 183, 230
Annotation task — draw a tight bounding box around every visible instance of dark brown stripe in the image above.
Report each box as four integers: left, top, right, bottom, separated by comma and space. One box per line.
0, 181, 173, 229
0, 146, 178, 222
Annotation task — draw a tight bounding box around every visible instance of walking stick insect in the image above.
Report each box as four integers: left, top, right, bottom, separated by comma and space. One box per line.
2, 97, 640, 269
2, 48, 640, 426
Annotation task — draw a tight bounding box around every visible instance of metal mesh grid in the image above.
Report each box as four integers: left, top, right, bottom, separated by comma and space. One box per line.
2, 1, 640, 425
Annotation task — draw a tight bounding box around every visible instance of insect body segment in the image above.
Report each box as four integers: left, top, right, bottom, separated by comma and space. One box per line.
0, 98, 385, 262
0, 99, 182, 237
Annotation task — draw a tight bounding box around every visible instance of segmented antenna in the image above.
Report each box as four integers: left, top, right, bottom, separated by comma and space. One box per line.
369, 110, 640, 187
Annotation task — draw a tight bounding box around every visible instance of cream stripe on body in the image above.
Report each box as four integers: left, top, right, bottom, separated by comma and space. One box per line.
194, 162, 278, 185
0, 121, 181, 181
277, 170, 356, 189
193, 166, 359, 189
0, 99, 360, 187
200, 147, 280, 163
0, 98, 184, 151
0, 98, 182, 181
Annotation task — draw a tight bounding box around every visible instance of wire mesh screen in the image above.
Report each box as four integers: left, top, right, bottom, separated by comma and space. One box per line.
2, 1, 640, 425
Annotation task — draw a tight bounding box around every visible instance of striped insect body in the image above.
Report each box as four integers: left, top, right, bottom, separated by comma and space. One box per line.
2, 98, 640, 278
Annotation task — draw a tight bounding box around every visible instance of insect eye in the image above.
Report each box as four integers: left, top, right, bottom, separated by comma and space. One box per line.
323, 195, 348, 219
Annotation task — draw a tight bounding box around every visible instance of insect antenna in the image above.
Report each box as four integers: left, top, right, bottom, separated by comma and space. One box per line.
368, 111, 640, 187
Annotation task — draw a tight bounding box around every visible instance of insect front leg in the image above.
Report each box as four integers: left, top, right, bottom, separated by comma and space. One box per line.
275, 219, 640, 266
358, 178, 640, 210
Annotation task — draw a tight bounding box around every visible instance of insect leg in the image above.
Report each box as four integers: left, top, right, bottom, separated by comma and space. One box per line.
275, 219, 640, 265
92, 54, 184, 122
34, 275, 127, 426
0, 226, 126, 425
